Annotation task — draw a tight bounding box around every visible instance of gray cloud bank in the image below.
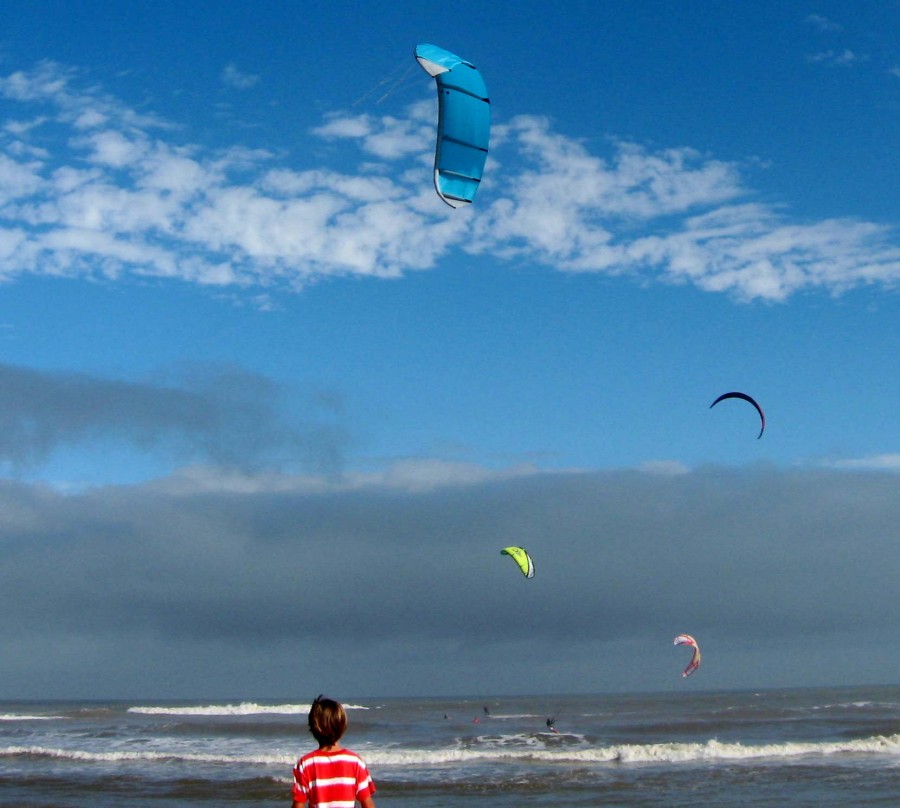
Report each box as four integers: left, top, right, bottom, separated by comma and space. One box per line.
0, 464, 896, 698
0, 363, 348, 475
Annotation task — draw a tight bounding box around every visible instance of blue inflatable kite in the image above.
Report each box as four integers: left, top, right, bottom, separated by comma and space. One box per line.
415, 44, 490, 208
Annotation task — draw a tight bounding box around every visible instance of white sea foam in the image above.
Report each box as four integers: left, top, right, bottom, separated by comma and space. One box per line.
0, 714, 62, 721
4, 734, 900, 768
485, 713, 542, 720
471, 731, 586, 747
605, 735, 900, 764
810, 701, 898, 711
369, 734, 900, 765
127, 702, 370, 716
0, 744, 294, 767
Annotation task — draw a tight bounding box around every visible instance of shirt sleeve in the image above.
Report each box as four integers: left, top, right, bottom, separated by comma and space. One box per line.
292, 762, 309, 803
356, 758, 376, 801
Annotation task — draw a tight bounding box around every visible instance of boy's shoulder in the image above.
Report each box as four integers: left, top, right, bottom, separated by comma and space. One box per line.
299, 747, 365, 763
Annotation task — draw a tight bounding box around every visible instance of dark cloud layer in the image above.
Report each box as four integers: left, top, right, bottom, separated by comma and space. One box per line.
0, 465, 897, 698
0, 363, 348, 474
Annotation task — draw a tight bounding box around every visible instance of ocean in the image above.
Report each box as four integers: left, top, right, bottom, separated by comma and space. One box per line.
1, 685, 899, 806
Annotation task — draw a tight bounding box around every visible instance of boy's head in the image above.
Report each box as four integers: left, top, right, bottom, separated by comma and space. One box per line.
308, 695, 347, 746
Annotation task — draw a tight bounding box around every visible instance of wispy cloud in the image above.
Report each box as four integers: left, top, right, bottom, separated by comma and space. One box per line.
806, 49, 867, 67
822, 453, 900, 471
2, 61, 900, 302
221, 63, 259, 90
805, 14, 842, 33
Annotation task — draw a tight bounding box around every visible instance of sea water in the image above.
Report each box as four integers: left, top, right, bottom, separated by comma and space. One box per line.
1, 685, 899, 806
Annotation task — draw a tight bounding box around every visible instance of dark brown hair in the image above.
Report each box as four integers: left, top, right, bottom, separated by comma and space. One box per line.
308, 695, 347, 746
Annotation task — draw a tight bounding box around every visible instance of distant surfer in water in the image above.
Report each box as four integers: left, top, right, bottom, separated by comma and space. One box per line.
546, 717, 559, 734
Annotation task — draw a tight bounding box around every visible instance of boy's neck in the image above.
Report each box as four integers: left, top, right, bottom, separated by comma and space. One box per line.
318, 743, 343, 752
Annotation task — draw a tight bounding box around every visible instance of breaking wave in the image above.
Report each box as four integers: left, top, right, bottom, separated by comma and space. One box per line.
4, 733, 899, 768
127, 702, 369, 716
0, 714, 62, 721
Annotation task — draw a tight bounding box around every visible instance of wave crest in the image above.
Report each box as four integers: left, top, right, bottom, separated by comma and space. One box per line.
4, 733, 899, 768
127, 702, 369, 716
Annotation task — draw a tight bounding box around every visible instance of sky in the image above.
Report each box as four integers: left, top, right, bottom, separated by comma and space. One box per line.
0, 0, 899, 700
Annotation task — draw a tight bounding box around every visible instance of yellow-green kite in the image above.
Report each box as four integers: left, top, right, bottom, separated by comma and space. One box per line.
500, 546, 534, 579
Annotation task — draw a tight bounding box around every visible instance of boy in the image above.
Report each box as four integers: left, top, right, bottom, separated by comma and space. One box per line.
291, 695, 377, 808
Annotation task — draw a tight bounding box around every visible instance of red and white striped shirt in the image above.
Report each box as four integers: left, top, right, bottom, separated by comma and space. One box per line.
292, 747, 376, 807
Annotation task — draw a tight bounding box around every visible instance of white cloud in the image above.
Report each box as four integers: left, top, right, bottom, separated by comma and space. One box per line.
807, 49, 867, 67
0, 228, 28, 267
78, 129, 149, 167
0, 61, 169, 131
4, 115, 48, 136
221, 63, 259, 90
0, 62, 70, 101
141, 458, 543, 496
2, 61, 900, 302
141, 456, 692, 498
806, 14, 842, 32
72, 109, 109, 129
822, 454, 900, 471
637, 460, 690, 476
0, 152, 45, 202
469, 116, 746, 270
625, 205, 900, 301
312, 100, 434, 160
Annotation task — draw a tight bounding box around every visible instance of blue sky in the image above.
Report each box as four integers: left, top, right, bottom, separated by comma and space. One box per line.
0, 1, 899, 699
